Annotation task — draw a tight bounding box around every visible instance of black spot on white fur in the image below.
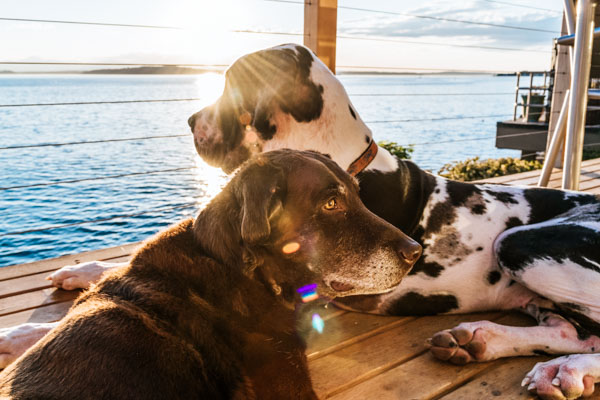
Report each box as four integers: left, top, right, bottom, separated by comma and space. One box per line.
446, 181, 482, 208
386, 292, 459, 315
523, 189, 597, 224
486, 190, 518, 205
532, 349, 552, 356
349, 104, 357, 120
556, 303, 600, 339
408, 259, 444, 278
357, 160, 436, 235
487, 270, 502, 285
497, 224, 600, 273
504, 217, 523, 230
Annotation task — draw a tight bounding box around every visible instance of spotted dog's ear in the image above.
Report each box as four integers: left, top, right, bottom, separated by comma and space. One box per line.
238, 162, 285, 245
277, 45, 324, 123
231, 46, 324, 140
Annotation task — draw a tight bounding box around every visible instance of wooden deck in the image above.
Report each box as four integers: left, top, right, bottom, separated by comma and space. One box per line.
2, 158, 600, 399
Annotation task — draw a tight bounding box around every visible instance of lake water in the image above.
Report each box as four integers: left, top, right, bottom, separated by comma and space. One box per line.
0, 73, 520, 267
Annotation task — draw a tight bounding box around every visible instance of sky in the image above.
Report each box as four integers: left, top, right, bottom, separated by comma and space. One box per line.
0, 0, 565, 73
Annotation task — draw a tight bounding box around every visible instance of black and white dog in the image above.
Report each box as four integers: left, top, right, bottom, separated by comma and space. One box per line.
3, 44, 600, 399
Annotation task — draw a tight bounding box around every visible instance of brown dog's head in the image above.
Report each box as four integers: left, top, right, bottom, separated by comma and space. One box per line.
188, 44, 327, 174
195, 149, 421, 300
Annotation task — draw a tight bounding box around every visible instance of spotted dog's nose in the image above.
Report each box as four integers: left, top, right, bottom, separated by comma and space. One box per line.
188, 113, 197, 131
188, 111, 210, 145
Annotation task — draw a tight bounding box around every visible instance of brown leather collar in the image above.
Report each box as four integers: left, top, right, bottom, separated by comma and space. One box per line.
346, 140, 378, 176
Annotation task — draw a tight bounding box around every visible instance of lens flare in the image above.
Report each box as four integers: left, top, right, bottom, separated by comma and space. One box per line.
282, 241, 300, 254
312, 313, 324, 334
297, 283, 319, 303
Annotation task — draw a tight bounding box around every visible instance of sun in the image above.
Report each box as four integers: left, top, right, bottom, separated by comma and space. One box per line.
172, 0, 248, 61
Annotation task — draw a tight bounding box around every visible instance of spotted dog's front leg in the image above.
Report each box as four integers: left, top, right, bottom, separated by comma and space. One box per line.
0, 322, 58, 368
428, 308, 600, 365
47, 260, 126, 290
523, 354, 600, 399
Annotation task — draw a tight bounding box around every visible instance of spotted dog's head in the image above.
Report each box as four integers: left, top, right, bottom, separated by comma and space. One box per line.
195, 149, 421, 300
188, 44, 368, 174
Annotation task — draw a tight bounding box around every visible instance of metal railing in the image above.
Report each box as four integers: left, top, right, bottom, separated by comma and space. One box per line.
0, 0, 566, 264
512, 71, 551, 121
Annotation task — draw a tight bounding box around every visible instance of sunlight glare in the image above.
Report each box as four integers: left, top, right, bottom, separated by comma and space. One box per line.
193, 157, 230, 208
194, 73, 225, 108
175, 0, 248, 62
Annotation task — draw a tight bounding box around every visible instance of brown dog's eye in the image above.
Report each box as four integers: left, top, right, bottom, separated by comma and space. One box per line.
324, 198, 337, 210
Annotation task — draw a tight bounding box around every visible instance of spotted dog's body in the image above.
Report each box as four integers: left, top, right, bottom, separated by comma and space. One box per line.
3, 44, 600, 398
185, 44, 600, 399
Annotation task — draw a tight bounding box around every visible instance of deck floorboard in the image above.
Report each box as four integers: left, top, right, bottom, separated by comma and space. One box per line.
2, 161, 600, 398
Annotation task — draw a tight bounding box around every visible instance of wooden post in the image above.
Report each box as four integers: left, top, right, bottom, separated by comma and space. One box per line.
546, 15, 572, 168
562, 0, 595, 190
304, 0, 337, 74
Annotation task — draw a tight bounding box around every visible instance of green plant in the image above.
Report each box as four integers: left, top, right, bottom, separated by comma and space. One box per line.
378, 141, 413, 159
437, 156, 542, 182
583, 148, 600, 161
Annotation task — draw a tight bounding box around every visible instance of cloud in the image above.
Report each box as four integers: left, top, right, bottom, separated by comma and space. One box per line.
337, 0, 561, 49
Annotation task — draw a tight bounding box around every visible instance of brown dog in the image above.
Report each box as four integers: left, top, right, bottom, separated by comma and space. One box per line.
0, 150, 420, 399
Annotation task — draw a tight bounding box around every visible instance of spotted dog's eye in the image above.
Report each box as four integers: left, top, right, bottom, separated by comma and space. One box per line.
324, 198, 337, 210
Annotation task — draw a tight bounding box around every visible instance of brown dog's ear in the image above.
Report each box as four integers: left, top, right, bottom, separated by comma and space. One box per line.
239, 163, 285, 245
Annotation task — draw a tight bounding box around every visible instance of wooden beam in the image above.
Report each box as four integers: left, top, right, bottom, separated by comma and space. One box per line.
304, 0, 337, 74
546, 15, 572, 167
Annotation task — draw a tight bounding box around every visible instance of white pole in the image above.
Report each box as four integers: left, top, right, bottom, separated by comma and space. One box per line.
563, 0, 595, 190
538, 90, 570, 187
563, 0, 575, 35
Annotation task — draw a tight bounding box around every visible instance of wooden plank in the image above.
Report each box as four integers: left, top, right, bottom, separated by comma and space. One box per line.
497, 163, 600, 187
440, 357, 548, 399
0, 288, 79, 317
477, 157, 600, 185
441, 354, 599, 399
326, 313, 534, 400
307, 312, 413, 359
588, 185, 600, 194
0, 242, 139, 282
0, 301, 73, 327
310, 312, 502, 398
0, 255, 131, 299
328, 351, 499, 400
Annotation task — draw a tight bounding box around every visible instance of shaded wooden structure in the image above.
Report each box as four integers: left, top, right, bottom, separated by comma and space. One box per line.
2, 159, 600, 398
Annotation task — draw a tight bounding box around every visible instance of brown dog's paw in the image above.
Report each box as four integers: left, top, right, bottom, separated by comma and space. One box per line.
428, 323, 490, 365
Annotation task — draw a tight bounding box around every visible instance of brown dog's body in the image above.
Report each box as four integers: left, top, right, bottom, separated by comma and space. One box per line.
0, 150, 419, 399
0, 219, 312, 399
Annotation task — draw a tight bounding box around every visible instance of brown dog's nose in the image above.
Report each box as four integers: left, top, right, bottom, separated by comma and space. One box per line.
398, 240, 422, 264
330, 281, 355, 292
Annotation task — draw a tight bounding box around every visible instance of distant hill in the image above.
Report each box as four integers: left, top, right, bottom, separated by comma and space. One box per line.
83, 66, 223, 75
0, 70, 14, 74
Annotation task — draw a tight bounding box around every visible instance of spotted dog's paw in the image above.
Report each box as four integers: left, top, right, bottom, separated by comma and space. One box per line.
0, 323, 56, 368
522, 355, 599, 400
428, 321, 495, 365
47, 260, 116, 290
